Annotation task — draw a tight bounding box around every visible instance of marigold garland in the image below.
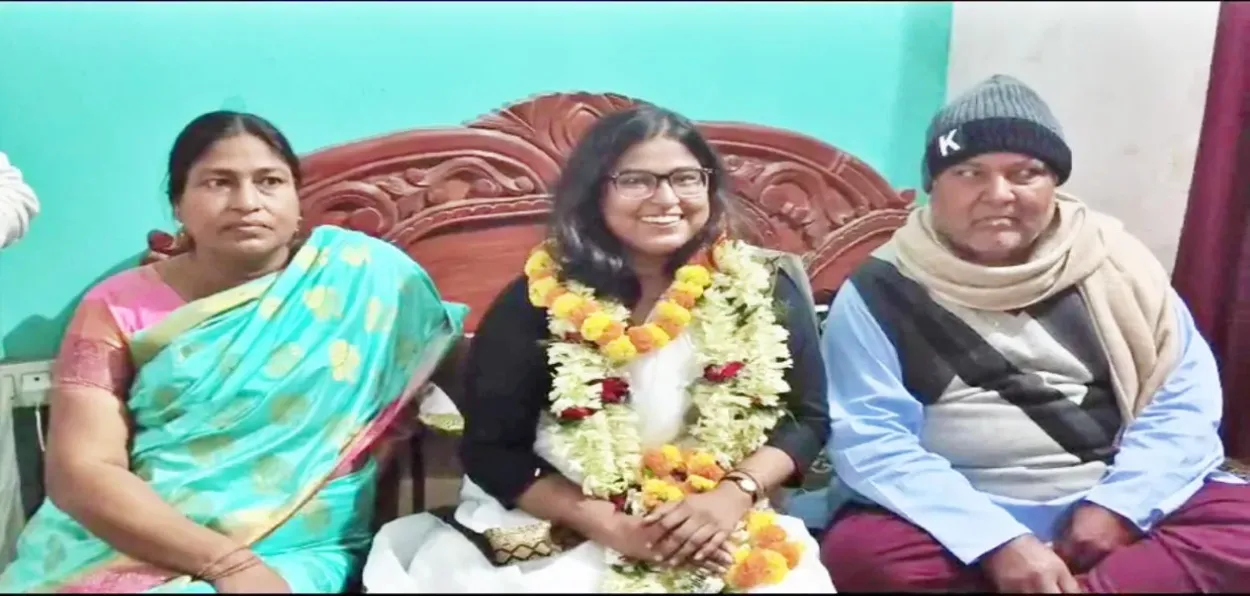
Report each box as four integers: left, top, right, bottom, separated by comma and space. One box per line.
725, 510, 806, 590
639, 445, 728, 508
524, 246, 715, 363
633, 447, 805, 591
525, 238, 800, 593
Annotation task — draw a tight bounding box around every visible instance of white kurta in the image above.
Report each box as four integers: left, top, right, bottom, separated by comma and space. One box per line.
363, 335, 835, 593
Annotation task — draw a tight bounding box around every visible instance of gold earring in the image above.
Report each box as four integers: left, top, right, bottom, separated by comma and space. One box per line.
175, 227, 195, 251
289, 218, 308, 249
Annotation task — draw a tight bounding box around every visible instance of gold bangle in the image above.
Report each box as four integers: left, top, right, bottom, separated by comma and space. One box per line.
196, 546, 241, 580
198, 547, 259, 582
201, 554, 259, 582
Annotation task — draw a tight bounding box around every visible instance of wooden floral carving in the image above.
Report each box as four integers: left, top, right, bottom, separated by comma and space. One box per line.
143, 91, 913, 315
468, 92, 638, 164
138, 92, 916, 519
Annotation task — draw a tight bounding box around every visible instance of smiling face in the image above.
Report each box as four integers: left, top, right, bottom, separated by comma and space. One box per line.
929, 151, 1059, 266
600, 136, 712, 266
174, 133, 301, 263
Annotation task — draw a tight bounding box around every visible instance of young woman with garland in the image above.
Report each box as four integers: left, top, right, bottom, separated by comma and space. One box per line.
363, 105, 835, 593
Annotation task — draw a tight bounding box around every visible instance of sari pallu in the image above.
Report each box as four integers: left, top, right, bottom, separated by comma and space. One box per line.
0, 225, 468, 593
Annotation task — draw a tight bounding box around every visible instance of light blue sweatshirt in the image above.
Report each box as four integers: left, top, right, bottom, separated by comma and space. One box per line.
804, 282, 1242, 564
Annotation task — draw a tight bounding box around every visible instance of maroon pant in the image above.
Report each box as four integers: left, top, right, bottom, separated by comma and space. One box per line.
819, 482, 1250, 593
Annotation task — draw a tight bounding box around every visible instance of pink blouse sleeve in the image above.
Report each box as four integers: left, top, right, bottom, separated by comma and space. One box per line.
52, 298, 134, 400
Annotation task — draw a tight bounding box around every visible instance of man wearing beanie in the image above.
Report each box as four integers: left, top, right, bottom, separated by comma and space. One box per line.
817, 74, 1250, 592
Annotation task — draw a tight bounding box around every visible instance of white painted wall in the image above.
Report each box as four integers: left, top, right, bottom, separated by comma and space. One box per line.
945, 1, 1220, 271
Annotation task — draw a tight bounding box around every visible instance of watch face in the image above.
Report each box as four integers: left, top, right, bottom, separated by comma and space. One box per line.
736, 475, 759, 493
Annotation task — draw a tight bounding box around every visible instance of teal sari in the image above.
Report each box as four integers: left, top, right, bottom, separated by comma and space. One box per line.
0, 226, 467, 593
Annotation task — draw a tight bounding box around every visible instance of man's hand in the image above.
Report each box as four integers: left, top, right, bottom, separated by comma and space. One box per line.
981, 534, 1082, 593
1054, 503, 1141, 573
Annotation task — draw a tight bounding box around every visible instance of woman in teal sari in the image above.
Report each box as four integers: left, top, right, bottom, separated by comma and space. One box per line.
0, 112, 467, 593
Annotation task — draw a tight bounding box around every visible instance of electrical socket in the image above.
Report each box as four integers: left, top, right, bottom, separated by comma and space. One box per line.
0, 360, 54, 409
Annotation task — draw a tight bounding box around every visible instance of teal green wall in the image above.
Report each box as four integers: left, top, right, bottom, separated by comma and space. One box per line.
0, 1, 951, 361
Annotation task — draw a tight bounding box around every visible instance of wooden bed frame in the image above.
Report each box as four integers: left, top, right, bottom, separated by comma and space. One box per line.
143, 91, 914, 523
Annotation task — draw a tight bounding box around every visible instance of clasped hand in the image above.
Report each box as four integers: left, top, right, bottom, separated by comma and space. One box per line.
590, 485, 752, 574
644, 486, 752, 573
982, 503, 1140, 593
1053, 503, 1140, 573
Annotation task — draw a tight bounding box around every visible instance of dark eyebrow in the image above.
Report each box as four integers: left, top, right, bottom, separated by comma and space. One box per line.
615, 166, 702, 175
197, 166, 289, 178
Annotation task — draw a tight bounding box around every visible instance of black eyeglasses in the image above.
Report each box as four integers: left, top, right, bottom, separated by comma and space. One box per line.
608, 168, 711, 199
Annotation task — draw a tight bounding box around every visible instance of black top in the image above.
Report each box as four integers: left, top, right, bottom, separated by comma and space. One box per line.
459, 271, 831, 508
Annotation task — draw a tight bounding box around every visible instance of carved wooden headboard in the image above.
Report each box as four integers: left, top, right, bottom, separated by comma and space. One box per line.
146, 92, 914, 332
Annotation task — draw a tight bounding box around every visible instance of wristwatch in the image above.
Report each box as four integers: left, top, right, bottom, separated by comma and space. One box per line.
721, 471, 762, 504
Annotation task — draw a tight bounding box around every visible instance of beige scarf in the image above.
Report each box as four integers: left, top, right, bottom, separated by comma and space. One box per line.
885, 192, 1180, 425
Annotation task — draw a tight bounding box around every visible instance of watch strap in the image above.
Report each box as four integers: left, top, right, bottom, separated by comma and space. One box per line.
723, 471, 762, 503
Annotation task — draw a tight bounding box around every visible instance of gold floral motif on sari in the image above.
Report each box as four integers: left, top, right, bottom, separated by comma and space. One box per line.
186, 435, 234, 463
291, 246, 330, 270
268, 394, 309, 426
264, 343, 305, 378
301, 499, 333, 534
304, 286, 344, 321
258, 297, 283, 320
340, 245, 370, 267
210, 400, 255, 429
329, 341, 362, 383
251, 455, 293, 495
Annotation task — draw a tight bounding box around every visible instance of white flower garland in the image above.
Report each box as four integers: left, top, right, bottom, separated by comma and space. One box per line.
539, 240, 793, 592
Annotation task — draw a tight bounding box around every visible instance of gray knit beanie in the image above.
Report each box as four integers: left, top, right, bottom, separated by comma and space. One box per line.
922, 74, 1071, 191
